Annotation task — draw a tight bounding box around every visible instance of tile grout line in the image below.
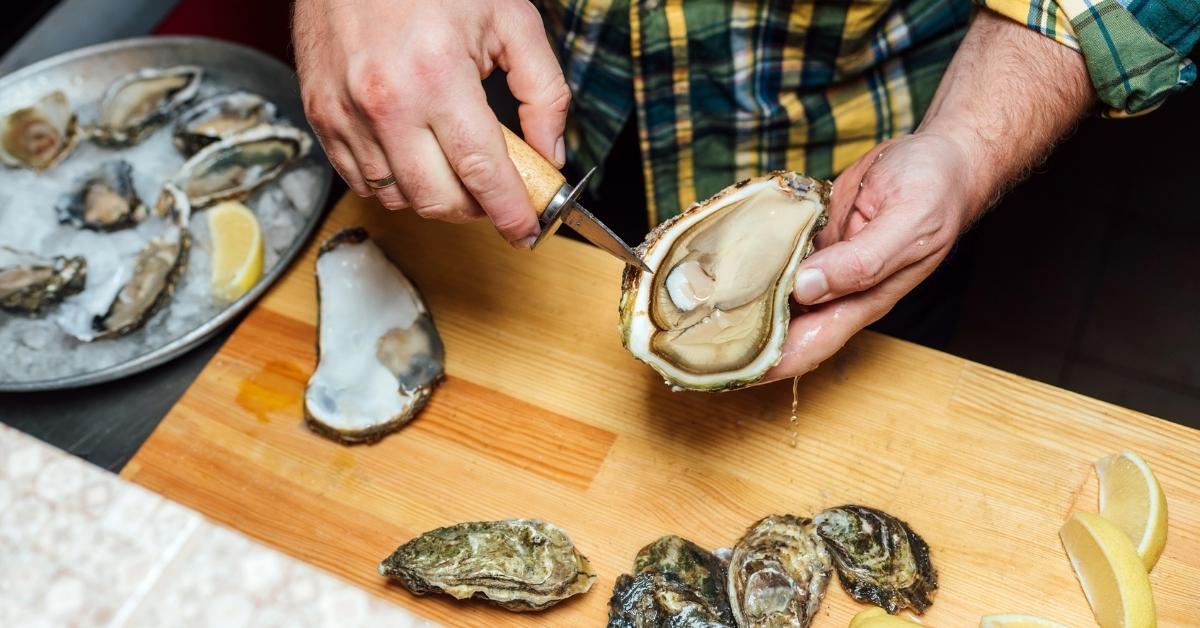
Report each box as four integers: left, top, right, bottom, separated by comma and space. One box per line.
106, 510, 204, 628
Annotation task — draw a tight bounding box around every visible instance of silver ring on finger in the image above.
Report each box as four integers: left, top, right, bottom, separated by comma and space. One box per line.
365, 174, 397, 189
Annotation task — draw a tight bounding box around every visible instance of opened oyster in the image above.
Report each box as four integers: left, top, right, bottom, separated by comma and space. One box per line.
609, 535, 736, 627
173, 91, 277, 155
0, 246, 86, 316
620, 172, 829, 391
92, 65, 202, 146
172, 124, 310, 207
379, 519, 596, 611
53, 184, 191, 341
727, 515, 832, 628
55, 160, 147, 231
304, 228, 444, 443
813, 506, 937, 614
0, 90, 79, 170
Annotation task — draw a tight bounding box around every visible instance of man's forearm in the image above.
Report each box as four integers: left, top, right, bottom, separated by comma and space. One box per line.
918, 10, 1095, 214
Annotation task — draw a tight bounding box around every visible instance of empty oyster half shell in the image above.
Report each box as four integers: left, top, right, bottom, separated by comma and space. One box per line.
609, 535, 736, 627
0, 246, 86, 316
620, 172, 829, 391
304, 228, 444, 444
813, 505, 937, 614
92, 65, 202, 146
173, 91, 277, 156
379, 519, 596, 611
0, 90, 79, 171
172, 124, 311, 207
727, 515, 832, 628
55, 160, 147, 231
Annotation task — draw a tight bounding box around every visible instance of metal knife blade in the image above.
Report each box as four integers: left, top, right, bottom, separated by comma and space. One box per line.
531, 168, 652, 273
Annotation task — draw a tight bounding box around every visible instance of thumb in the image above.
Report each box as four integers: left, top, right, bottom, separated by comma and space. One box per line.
494, 5, 571, 167
791, 211, 925, 305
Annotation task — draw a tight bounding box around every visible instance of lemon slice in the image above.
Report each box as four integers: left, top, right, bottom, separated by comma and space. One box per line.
850, 608, 919, 627
980, 613, 1069, 628
208, 200, 264, 303
1059, 511, 1156, 628
1095, 450, 1168, 570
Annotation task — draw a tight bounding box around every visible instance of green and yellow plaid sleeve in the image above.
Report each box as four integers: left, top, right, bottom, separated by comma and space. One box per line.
976, 0, 1198, 116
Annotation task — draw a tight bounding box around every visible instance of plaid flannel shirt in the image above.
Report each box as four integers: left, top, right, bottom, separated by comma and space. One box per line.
534, 0, 1197, 226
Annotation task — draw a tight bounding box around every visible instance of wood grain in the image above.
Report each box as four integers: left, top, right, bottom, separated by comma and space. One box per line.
124, 193, 1200, 627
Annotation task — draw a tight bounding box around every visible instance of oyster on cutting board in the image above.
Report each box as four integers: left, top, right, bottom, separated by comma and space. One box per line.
304, 228, 444, 444
91, 66, 202, 146
609, 535, 736, 627
173, 91, 277, 155
0, 246, 86, 316
813, 505, 937, 614
727, 515, 832, 628
379, 519, 596, 611
0, 90, 79, 171
55, 160, 147, 231
172, 123, 310, 207
619, 172, 829, 391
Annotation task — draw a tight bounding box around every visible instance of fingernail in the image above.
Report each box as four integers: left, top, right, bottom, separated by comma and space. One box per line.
513, 235, 538, 249
553, 136, 566, 168
793, 268, 828, 304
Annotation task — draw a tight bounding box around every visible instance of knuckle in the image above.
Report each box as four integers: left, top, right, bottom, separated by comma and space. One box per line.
512, 1, 544, 32
545, 80, 572, 114
348, 66, 401, 121
452, 150, 503, 192
411, 202, 451, 220
489, 209, 532, 235
845, 245, 885, 291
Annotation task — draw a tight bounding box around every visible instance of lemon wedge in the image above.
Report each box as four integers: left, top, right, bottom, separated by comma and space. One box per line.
1096, 450, 1168, 570
208, 201, 264, 303
850, 608, 920, 627
1059, 511, 1156, 628
979, 613, 1068, 628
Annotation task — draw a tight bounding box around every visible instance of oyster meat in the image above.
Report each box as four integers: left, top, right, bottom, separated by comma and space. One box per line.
0, 246, 86, 316
55, 160, 147, 231
173, 91, 278, 155
609, 535, 736, 627
379, 519, 596, 611
620, 172, 829, 391
0, 90, 79, 171
813, 505, 937, 614
304, 228, 444, 443
727, 515, 832, 628
92, 66, 202, 146
172, 124, 310, 207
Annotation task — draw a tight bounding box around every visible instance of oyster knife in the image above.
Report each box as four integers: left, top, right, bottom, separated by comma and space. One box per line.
501, 126, 652, 273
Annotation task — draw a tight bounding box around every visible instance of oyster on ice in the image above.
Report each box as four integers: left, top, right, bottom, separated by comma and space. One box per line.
92, 66, 202, 146
727, 515, 832, 628
0, 90, 79, 170
0, 246, 86, 316
172, 124, 310, 207
813, 505, 937, 614
609, 535, 736, 627
304, 228, 444, 443
379, 519, 596, 611
620, 172, 829, 391
55, 160, 147, 231
173, 91, 277, 155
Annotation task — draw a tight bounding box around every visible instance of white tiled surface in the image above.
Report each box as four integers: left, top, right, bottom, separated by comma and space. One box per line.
0, 424, 436, 628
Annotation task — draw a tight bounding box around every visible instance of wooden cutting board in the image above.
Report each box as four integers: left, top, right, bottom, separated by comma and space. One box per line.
124, 193, 1200, 626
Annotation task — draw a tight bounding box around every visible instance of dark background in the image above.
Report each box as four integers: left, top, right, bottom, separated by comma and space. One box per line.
1, 1, 1196, 472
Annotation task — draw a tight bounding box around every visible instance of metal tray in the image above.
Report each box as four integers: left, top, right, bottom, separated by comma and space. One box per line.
0, 36, 332, 391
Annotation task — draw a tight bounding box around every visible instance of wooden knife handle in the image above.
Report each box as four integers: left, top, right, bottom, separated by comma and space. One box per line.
501, 125, 566, 216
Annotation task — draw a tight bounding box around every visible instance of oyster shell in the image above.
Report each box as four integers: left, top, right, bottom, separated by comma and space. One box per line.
173, 91, 277, 155
609, 535, 736, 627
172, 124, 310, 207
92, 66, 202, 146
813, 505, 937, 614
727, 515, 832, 628
304, 228, 444, 443
55, 160, 147, 231
0, 90, 79, 170
0, 246, 86, 316
620, 172, 829, 391
379, 519, 596, 611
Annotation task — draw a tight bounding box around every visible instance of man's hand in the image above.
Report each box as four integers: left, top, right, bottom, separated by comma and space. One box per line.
292, 0, 571, 247
766, 10, 1095, 381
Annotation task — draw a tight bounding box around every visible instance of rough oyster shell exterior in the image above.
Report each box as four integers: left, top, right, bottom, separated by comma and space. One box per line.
609, 535, 736, 627
727, 515, 832, 628
0, 246, 86, 316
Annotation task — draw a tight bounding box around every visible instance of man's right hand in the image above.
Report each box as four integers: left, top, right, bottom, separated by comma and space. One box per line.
292, 0, 571, 247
